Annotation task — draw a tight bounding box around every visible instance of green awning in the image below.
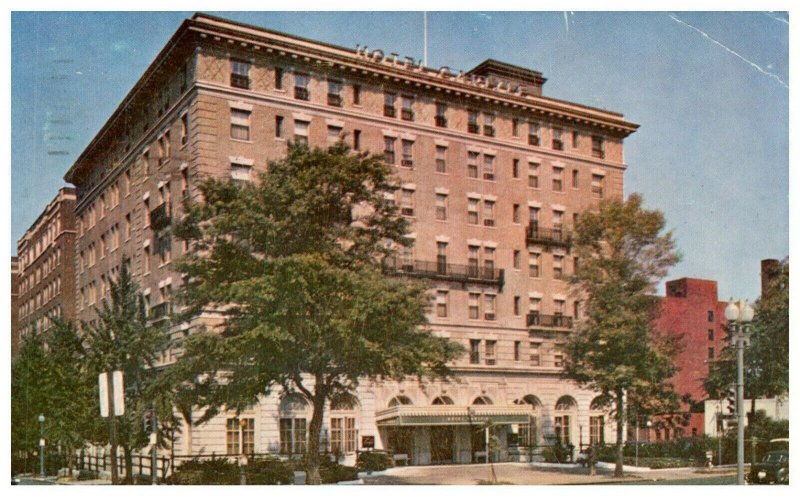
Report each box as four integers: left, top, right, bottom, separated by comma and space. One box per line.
375, 404, 532, 427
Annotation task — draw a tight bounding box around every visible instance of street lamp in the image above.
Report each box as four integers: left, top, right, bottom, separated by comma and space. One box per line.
634, 416, 652, 467
724, 298, 754, 485
38, 415, 45, 478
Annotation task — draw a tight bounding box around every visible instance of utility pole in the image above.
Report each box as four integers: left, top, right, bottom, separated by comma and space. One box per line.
151, 403, 158, 485
106, 372, 119, 485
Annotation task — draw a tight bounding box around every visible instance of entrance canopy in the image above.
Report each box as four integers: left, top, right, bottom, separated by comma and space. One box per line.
376, 404, 532, 427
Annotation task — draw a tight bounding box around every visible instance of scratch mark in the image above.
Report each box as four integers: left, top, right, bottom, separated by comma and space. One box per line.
477, 13, 492, 21
563, 12, 569, 33
763, 12, 789, 25
668, 13, 788, 90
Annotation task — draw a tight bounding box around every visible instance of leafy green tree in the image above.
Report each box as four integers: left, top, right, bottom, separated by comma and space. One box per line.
563, 194, 681, 477
81, 262, 170, 483
171, 142, 462, 484
11, 330, 51, 473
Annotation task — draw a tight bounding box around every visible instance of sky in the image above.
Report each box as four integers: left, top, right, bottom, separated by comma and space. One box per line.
9, 11, 789, 302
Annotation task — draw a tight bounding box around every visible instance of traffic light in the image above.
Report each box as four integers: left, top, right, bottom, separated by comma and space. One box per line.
143, 409, 155, 435
725, 388, 736, 415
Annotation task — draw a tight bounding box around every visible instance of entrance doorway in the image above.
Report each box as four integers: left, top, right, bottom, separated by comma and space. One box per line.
430, 426, 455, 464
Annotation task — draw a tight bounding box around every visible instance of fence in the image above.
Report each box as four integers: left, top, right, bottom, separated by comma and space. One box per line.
75, 451, 172, 481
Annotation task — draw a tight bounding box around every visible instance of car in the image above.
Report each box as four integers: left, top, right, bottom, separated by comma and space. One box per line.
747, 449, 789, 485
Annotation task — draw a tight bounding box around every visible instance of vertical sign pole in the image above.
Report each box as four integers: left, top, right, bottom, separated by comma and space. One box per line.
151, 404, 158, 485
106, 372, 119, 485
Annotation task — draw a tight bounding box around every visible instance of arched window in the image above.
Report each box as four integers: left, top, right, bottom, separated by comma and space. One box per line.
554, 396, 577, 445
432, 395, 454, 405
388, 395, 413, 407
330, 393, 359, 456
279, 394, 309, 455
472, 396, 493, 405
514, 395, 542, 447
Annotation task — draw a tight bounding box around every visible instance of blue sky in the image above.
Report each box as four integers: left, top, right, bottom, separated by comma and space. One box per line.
10, 11, 789, 301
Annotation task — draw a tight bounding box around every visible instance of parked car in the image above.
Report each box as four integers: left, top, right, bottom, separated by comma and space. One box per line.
747, 447, 789, 485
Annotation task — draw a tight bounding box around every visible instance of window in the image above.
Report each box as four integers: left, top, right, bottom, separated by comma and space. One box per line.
485, 340, 497, 365
383, 136, 396, 164
553, 255, 564, 279
468, 245, 479, 275
143, 244, 151, 274
180, 113, 189, 146
352, 84, 361, 105
708, 347, 715, 359
435, 102, 447, 127
528, 162, 539, 188
483, 113, 495, 137
280, 418, 307, 455
708, 329, 714, 341
275, 115, 284, 138
435, 193, 448, 221
470, 339, 481, 364
330, 416, 356, 455
483, 200, 495, 227
528, 252, 540, 278
401, 139, 414, 167
513, 159, 520, 178
591, 174, 604, 198
327, 79, 343, 106
514, 341, 521, 361
384, 92, 396, 117
512, 118, 521, 137
554, 299, 566, 317
530, 342, 541, 366
230, 109, 251, 141
294, 120, 310, 145
435, 146, 447, 173
553, 210, 564, 238
573, 301, 580, 320
327, 125, 343, 145
353, 129, 361, 150
592, 135, 605, 158
483, 246, 495, 275
294, 73, 310, 100
436, 242, 447, 273
512, 204, 521, 224
230, 60, 250, 89
436, 290, 448, 317
483, 155, 495, 180
554, 352, 565, 368
528, 122, 540, 146
708, 310, 714, 322
399, 188, 415, 216
514, 296, 521, 316
401, 95, 414, 121
231, 162, 251, 182
468, 294, 480, 320
484, 294, 497, 321
552, 167, 564, 191
572, 169, 579, 189
226, 418, 255, 455
552, 128, 564, 150
274, 67, 284, 89
467, 198, 480, 225
467, 152, 479, 178
513, 250, 521, 269
589, 416, 604, 445
467, 110, 479, 134
572, 131, 580, 149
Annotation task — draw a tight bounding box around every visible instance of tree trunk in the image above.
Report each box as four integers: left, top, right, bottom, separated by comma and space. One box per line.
614, 391, 625, 478
181, 409, 193, 456
305, 382, 328, 485
123, 444, 134, 484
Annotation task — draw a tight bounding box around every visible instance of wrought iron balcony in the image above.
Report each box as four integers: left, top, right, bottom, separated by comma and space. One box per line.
526, 225, 571, 249
230, 74, 250, 89
467, 123, 480, 134
526, 313, 573, 330
383, 257, 504, 289
327, 93, 343, 107
552, 139, 564, 151
528, 134, 540, 146
150, 302, 172, 321
149, 203, 171, 232
294, 87, 309, 101
384, 105, 396, 117
435, 115, 448, 128
401, 109, 414, 121
483, 125, 495, 137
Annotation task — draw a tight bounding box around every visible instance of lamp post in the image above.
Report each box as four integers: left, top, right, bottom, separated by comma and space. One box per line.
37, 414, 46, 477
724, 298, 754, 485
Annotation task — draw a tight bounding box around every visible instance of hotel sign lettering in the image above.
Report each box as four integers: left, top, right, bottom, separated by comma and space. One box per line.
378, 413, 530, 427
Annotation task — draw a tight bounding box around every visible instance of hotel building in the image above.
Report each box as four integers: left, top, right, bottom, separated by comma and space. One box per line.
63, 13, 639, 465
14, 187, 78, 345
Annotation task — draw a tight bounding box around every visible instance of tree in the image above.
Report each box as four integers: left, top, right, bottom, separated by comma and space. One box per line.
11, 330, 51, 474
171, 142, 462, 484
705, 260, 788, 423
562, 194, 681, 477
81, 262, 170, 484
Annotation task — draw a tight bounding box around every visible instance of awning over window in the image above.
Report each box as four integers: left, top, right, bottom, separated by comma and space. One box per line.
376, 404, 532, 427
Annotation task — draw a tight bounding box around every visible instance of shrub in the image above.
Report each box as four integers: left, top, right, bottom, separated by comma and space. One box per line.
77, 469, 99, 481
320, 463, 359, 484
245, 458, 294, 485
170, 457, 239, 485
356, 452, 393, 472
541, 443, 574, 463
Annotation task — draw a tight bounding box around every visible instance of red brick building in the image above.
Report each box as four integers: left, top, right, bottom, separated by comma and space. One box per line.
649, 278, 728, 439
11, 256, 20, 358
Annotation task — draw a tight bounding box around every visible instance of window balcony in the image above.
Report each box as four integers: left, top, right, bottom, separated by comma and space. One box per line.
552, 139, 564, 151
384, 105, 396, 117
401, 158, 414, 168
435, 115, 448, 128
526, 313, 573, 330
483, 125, 495, 137
149, 203, 171, 232
592, 148, 605, 159
150, 302, 172, 321
526, 225, 571, 249
382, 257, 504, 289
467, 123, 480, 134
294, 87, 310, 101
327, 93, 342, 107
528, 134, 541, 146
230, 74, 250, 89
401, 109, 414, 121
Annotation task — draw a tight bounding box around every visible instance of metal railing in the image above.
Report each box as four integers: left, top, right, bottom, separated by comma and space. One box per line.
230, 74, 250, 89
294, 87, 309, 101
383, 257, 504, 288
327, 93, 342, 107
526, 225, 571, 248
526, 313, 573, 329
149, 203, 171, 232
467, 123, 480, 134
435, 115, 448, 128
